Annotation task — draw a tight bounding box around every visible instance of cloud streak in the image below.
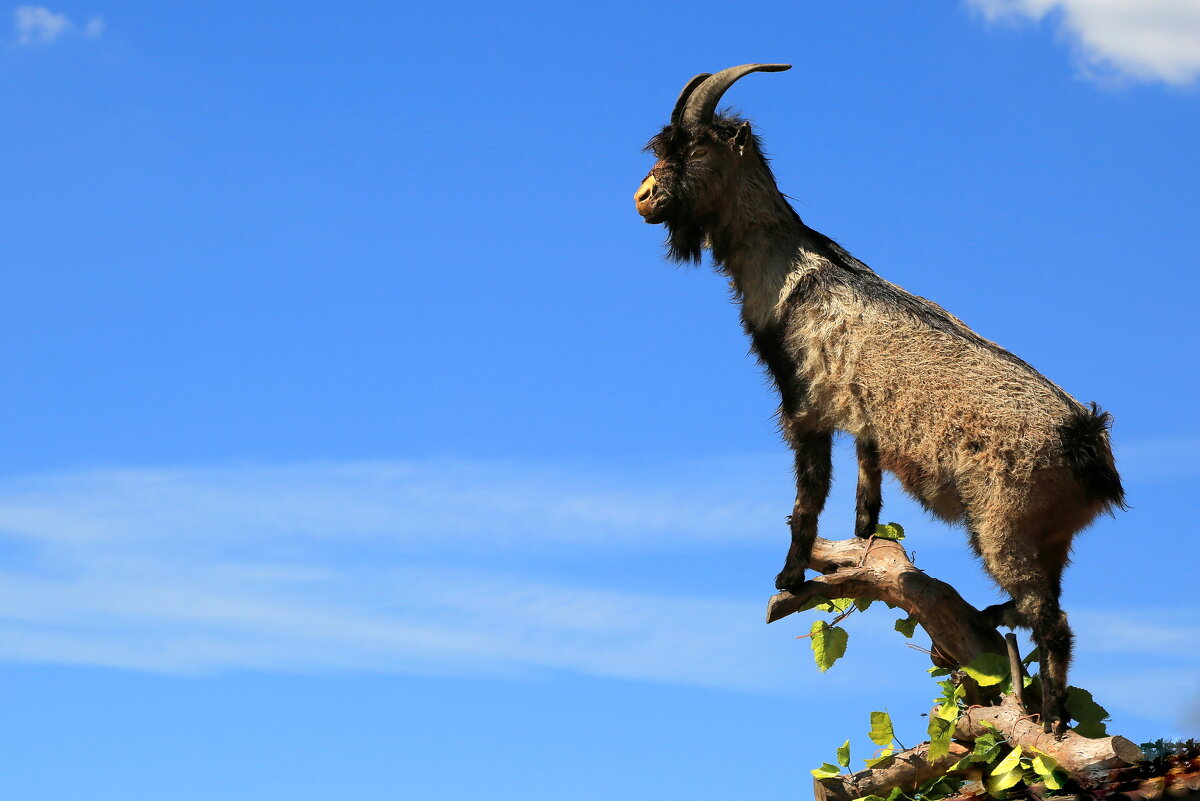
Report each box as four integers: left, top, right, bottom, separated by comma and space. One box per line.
13, 5, 103, 45
966, 0, 1200, 85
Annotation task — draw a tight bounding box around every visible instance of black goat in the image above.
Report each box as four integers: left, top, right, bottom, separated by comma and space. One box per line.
634, 64, 1124, 735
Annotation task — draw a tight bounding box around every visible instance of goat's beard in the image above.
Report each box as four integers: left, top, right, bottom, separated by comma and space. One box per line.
663, 205, 706, 264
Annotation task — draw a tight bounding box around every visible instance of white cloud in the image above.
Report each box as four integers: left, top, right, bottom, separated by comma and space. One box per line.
13, 5, 104, 45
967, 0, 1200, 85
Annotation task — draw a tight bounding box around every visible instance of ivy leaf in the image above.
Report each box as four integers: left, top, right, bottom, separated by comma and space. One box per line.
962, 652, 1009, 687
869, 710, 894, 747
874, 522, 905, 540
894, 616, 918, 639
885, 787, 908, 801
837, 739, 851, 768
854, 598, 875, 613
865, 750, 895, 769
812, 762, 843, 780
1065, 687, 1110, 737
810, 621, 849, 672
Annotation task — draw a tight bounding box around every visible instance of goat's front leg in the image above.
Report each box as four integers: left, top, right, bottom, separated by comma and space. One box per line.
775, 430, 833, 591
854, 437, 882, 538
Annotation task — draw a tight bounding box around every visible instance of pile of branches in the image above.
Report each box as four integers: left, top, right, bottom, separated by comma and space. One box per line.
766, 528, 1193, 801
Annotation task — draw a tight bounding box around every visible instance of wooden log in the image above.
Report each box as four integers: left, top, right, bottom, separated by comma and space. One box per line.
954, 696, 1144, 783
812, 742, 970, 801
766, 535, 1006, 671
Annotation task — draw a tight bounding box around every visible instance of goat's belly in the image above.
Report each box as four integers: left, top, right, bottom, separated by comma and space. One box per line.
879, 450, 964, 522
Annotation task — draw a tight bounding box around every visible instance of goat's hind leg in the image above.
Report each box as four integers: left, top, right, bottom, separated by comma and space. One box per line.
854, 437, 882, 538
1015, 589, 1073, 735
976, 524, 1073, 736
775, 430, 833, 591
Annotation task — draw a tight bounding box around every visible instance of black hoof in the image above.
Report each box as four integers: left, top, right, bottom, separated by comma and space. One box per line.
775, 569, 806, 592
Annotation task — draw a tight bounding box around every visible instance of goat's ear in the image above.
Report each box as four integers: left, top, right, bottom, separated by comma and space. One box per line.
731, 121, 752, 156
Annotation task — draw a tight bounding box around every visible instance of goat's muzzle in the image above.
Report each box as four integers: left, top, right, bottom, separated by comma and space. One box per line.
635, 175, 666, 223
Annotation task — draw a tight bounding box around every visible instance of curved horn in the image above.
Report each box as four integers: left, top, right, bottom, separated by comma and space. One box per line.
670, 73, 711, 127
681, 63, 791, 127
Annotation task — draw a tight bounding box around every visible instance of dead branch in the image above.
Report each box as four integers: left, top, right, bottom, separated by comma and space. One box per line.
954, 696, 1144, 782
813, 742, 971, 801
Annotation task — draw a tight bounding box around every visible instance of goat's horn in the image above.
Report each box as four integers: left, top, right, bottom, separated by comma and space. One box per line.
681, 63, 791, 127
670, 73, 711, 127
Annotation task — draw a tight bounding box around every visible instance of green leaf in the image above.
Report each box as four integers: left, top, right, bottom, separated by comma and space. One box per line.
1031, 753, 1065, 791
935, 684, 965, 721
1022, 647, 1039, 667
894, 616, 918, 638
852, 796, 888, 801
988, 767, 1026, 794
869, 710, 894, 747
797, 595, 832, 613
874, 522, 905, 540
962, 652, 1010, 687
970, 732, 1002, 764
1073, 719, 1107, 738
829, 597, 856, 613
865, 750, 895, 769
1065, 687, 1109, 736
992, 745, 1023, 775
885, 787, 908, 801
988, 746, 1027, 794
837, 739, 851, 768
927, 666, 952, 677
810, 621, 849, 672
918, 774, 963, 799
854, 597, 874, 613
927, 716, 953, 762
811, 762, 842, 780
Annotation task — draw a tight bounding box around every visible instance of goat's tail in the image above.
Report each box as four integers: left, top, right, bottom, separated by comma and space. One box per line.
1060, 402, 1127, 511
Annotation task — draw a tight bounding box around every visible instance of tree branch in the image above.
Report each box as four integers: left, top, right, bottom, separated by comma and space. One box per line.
766, 535, 1006, 669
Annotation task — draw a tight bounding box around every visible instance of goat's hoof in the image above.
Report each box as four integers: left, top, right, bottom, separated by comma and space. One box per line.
1041, 704, 1068, 737
774, 569, 806, 593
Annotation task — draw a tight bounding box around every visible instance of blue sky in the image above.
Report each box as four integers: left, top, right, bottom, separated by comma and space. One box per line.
2, 1, 1199, 798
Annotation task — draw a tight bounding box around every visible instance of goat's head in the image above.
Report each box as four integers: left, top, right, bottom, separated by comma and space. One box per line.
635, 63, 791, 263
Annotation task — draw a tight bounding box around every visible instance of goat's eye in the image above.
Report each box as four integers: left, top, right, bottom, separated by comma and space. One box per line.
689, 147, 708, 159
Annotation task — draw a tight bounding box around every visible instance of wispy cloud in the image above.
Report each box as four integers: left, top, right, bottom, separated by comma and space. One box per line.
966, 0, 1200, 85
0, 441, 1192, 702
13, 5, 103, 46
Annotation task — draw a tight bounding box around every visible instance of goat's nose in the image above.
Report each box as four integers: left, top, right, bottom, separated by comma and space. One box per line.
634, 175, 657, 215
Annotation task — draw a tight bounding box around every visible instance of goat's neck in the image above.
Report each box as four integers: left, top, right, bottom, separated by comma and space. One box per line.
707, 188, 811, 332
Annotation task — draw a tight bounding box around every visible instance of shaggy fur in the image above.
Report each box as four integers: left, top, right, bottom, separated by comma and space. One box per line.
636, 107, 1124, 736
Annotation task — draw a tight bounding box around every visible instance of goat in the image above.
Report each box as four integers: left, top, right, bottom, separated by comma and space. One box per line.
633, 64, 1124, 735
